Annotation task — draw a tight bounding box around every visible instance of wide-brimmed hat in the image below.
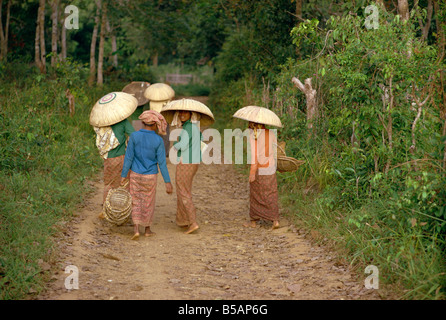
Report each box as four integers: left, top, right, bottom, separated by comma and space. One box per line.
144, 83, 175, 112
90, 92, 138, 127
161, 98, 215, 127
122, 81, 151, 106
232, 105, 283, 128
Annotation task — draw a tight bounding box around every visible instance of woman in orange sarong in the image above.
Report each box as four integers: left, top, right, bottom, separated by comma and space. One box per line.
245, 122, 280, 230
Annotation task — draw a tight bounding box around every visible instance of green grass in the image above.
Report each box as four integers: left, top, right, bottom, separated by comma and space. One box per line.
0, 64, 120, 299
277, 159, 446, 300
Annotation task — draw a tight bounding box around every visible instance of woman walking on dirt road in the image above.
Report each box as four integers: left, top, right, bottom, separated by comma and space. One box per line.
233, 106, 282, 230
120, 110, 173, 240
89, 92, 137, 219
161, 99, 215, 235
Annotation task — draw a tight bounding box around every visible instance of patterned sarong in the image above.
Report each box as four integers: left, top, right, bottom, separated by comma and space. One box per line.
103, 155, 128, 203
249, 171, 279, 222
129, 171, 157, 227
175, 162, 199, 227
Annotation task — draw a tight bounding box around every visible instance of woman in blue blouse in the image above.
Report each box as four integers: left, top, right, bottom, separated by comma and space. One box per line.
121, 110, 173, 240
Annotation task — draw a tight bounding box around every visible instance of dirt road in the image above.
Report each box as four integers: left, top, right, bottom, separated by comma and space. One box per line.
38, 161, 384, 300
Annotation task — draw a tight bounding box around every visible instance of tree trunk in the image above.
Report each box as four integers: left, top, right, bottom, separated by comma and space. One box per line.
50, 0, 59, 67
34, 0, 46, 73
152, 50, 158, 67
97, 0, 107, 86
39, 0, 46, 73
35, 10, 42, 71
398, 0, 409, 21
295, 0, 302, 20
419, 0, 433, 42
434, 0, 445, 61
88, 0, 101, 86
292, 76, 317, 134
398, 0, 412, 57
106, 19, 117, 68
0, 0, 12, 61
60, 2, 67, 61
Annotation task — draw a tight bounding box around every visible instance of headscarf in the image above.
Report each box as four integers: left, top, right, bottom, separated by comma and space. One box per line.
139, 110, 167, 135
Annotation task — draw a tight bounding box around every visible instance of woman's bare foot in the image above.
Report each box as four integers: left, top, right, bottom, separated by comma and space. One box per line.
184, 223, 199, 234
144, 227, 156, 237
243, 220, 257, 228
270, 220, 280, 230
98, 210, 105, 219
131, 224, 140, 240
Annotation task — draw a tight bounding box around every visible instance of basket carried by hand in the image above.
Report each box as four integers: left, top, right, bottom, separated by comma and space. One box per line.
104, 186, 132, 225
276, 142, 305, 173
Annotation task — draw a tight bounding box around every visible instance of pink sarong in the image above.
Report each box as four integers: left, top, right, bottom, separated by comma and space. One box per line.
175, 163, 199, 227
129, 171, 157, 227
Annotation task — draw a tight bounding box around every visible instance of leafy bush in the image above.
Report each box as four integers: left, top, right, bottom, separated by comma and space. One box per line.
0, 62, 112, 299
244, 10, 445, 299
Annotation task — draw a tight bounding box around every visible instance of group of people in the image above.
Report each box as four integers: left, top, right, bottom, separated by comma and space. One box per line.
90, 83, 281, 240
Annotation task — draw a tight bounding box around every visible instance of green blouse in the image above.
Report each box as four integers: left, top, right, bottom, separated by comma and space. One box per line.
173, 119, 202, 164
108, 119, 135, 158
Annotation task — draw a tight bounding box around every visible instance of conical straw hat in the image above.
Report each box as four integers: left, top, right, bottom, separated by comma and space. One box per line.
144, 83, 175, 102
161, 98, 215, 127
233, 105, 283, 128
90, 92, 138, 127
122, 81, 151, 106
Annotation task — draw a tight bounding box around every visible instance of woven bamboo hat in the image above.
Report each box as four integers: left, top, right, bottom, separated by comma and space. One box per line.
90, 92, 138, 127
144, 83, 175, 113
122, 81, 151, 106
161, 98, 215, 127
233, 105, 283, 128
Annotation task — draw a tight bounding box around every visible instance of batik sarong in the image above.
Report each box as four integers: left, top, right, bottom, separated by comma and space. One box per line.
103, 155, 128, 203
249, 171, 279, 222
129, 171, 157, 227
175, 162, 199, 227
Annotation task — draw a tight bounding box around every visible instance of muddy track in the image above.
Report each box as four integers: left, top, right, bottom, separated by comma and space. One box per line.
38, 162, 385, 300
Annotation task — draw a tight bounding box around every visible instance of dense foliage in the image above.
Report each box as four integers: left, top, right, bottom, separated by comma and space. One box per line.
0, 0, 445, 300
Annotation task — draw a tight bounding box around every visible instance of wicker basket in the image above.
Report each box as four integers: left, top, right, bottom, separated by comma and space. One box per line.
104, 186, 132, 226
276, 143, 305, 173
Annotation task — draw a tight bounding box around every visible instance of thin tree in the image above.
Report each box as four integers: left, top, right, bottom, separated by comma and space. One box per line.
35, 0, 46, 73
88, 0, 101, 86
0, 0, 12, 61
50, 0, 59, 67
106, 19, 117, 68
59, 0, 67, 61
97, 0, 107, 85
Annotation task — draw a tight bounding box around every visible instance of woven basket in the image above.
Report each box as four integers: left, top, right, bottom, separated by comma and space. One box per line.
276, 143, 305, 173
104, 186, 132, 226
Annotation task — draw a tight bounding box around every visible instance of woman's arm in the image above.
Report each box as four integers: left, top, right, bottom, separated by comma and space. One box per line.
157, 139, 171, 183
121, 134, 135, 178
